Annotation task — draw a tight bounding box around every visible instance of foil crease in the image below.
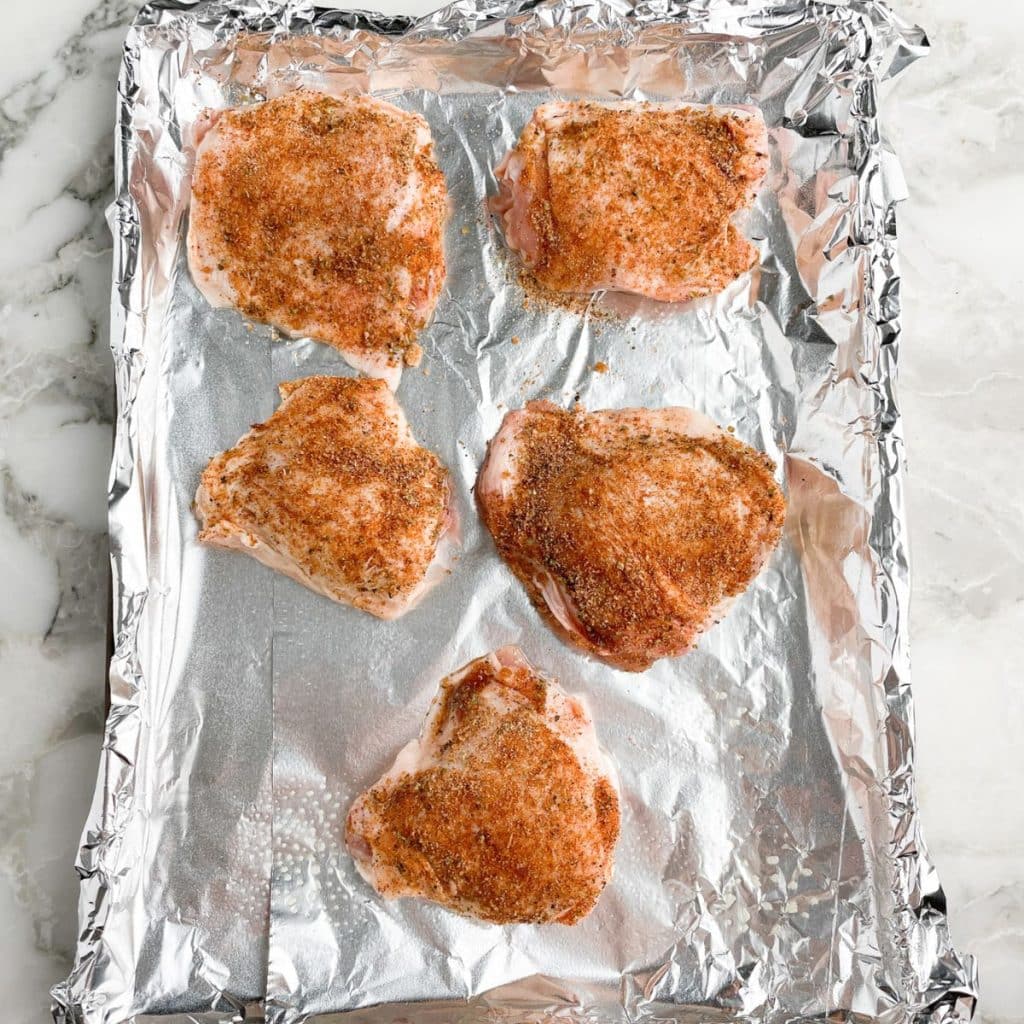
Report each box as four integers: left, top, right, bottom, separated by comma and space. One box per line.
52, 1, 978, 1023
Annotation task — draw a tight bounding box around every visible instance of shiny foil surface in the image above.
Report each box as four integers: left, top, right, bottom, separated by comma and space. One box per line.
52, 1, 979, 1022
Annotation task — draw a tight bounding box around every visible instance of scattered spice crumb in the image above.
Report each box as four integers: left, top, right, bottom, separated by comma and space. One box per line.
593, 361, 608, 374
511, 335, 521, 345
460, 225, 470, 236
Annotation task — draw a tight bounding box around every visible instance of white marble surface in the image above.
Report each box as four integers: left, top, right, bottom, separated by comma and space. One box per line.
0, 1, 1019, 1021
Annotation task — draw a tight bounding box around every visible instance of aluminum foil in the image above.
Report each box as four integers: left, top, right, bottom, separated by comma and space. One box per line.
52, 0, 979, 1022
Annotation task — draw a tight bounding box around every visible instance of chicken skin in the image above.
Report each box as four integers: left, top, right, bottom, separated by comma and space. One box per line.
492, 101, 768, 303
188, 90, 448, 388
477, 402, 785, 671
346, 646, 620, 925
195, 376, 455, 619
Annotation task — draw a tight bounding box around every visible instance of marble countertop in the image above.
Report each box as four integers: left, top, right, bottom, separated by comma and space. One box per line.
0, 1, 1018, 1020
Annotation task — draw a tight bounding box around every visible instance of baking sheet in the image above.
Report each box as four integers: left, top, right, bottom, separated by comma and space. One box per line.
52, 1, 979, 1022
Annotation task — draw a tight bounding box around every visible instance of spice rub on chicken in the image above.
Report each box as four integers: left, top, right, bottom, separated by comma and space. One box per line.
195, 376, 455, 619
188, 90, 449, 388
492, 101, 769, 303
346, 646, 620, 925
477, 401, 785, 672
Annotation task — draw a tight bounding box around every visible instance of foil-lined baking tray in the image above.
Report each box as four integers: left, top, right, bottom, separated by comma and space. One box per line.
52, 0, 979, 1022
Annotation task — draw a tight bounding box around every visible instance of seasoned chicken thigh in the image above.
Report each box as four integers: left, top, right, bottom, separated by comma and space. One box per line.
195, 376, 455, 619
477, 401, 785, 671
492, 101, 768, 303
188, 90, 448, 387
346, 646, 620, 925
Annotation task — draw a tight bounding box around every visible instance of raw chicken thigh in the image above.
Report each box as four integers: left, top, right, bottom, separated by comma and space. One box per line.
346, 646, 620, 925
195, 376, 455, 619
188, 90, 448, 387
477, 401, 785, 671
492, 100, 768, 302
